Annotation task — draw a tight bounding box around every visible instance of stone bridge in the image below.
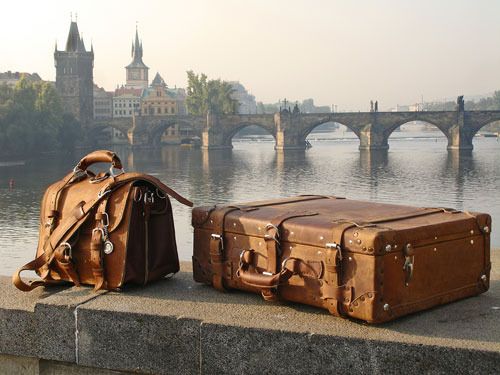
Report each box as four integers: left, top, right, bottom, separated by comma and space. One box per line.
93, 109, 500, 151
93, 115, 206, 147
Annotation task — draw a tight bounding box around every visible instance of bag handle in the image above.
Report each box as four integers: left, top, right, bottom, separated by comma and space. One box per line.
74, 150, 123, 174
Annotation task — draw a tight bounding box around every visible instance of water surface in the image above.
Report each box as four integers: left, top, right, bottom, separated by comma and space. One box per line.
1, 131, 498, 276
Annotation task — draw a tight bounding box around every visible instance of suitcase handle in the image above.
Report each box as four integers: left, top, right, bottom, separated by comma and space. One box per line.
236, 250, 295, 288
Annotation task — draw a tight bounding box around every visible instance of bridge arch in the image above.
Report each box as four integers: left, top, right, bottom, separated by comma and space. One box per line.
222, 122, 276, 147
383, 119, 449, 141
469, 118, 500, 136
148, 119, 195, 147
89, 123, 130, 146
300, 119, 361, 145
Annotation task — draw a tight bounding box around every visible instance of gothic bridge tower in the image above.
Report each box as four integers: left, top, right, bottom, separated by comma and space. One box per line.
54, 21, 94, 126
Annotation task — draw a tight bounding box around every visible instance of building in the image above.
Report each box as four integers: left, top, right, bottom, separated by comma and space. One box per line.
54, 21, 94, 126
141, 73, 185, 116
169, 87, 187, 115
93, 85, 113, 119
0, 71, 42, 86
229, 82, 256, 114
140, 73, 189, 143
409, 103, 424, 112
125, 28, 149, 89
113, 86, 142, 118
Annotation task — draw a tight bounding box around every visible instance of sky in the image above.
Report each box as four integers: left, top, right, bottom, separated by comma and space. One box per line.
2, 0, 500, 111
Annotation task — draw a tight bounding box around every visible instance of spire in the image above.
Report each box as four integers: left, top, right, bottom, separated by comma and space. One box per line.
77, 32, 86, 52
65, 21, 81, 52
135, 27, 140, 51
126, 25, 148, 69
152, 72, 166, 87
132, 26, 143, 61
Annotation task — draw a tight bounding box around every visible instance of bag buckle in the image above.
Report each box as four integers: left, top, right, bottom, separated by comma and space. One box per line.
60, 242, 72, 258
98, 188, 112, 198
109, 166, 125, 178
92, 227, 105, 242
144, 191, 155, 204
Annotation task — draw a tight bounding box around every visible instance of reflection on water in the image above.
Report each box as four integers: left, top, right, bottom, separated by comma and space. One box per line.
0, 134, 499, 275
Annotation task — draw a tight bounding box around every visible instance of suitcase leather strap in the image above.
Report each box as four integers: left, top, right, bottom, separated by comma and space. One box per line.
320, 221, 357, 317
227, 195, 341, 212
330, 207, 461, 229
209, 207, 241, 292
261, 211, 318, 301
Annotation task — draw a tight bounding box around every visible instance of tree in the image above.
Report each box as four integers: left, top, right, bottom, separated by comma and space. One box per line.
185, 71, 238, 115
0, 77, 81, 157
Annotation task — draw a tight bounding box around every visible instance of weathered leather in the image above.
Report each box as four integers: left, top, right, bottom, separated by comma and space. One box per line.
192, 196, 491, 323
13, 150, 192, 292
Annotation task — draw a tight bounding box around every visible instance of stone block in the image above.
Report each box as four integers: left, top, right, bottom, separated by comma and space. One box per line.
34, 286, 106, 362
200, 323, 373, 374
0, 353, 38, 375
76, 308, 200, 374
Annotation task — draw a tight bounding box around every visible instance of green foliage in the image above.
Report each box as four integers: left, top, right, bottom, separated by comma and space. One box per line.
256, 98, 331, 114
467, 91, 500, 111
424, 91, 500, 112
185, 71, 238, 115
0, 77, 81, 157
256, 101, 279, 114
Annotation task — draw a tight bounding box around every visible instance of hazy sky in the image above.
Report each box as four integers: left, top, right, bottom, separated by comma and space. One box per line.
2, 0, 499, 110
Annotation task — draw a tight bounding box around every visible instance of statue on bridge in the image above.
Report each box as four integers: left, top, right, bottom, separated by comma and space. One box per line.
374, 101, 378, 112
293, 102, 300, 115
370, 100, 374, 112
456, 95, 465, 112
280, 98, 291, 114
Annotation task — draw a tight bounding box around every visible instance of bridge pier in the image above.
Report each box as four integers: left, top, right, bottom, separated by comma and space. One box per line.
128, 116, 151, 148
201, 111, 233, 150
358, 122, 389, 151
274, 112, 307, 150
446, 112, 474, 151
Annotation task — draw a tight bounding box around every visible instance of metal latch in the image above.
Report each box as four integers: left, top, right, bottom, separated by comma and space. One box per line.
403, 243, 414, 286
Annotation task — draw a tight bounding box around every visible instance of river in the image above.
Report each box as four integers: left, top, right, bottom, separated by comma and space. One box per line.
1, 130, 499, 276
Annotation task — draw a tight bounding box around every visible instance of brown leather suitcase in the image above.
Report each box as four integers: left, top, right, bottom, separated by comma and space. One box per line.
192, 195, 491, 323
13, 150, 193, 292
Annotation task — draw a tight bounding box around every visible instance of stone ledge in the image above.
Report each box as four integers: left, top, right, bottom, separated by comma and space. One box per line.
0, 251, 498, 374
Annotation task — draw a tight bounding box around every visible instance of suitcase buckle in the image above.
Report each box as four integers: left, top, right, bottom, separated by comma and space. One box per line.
211, 234, 224, 250
403, 244, 414, 286
264, 224, 280, 245
326, 243, 342, 261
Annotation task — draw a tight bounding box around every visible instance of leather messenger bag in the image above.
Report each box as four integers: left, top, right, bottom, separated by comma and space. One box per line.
13, 150, 193, 292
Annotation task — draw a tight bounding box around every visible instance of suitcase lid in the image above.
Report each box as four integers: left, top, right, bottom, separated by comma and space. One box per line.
193, 196, 491, 255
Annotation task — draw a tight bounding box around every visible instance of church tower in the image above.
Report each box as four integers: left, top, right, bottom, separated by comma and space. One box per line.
125, 27, 149, 89
54, 21, 94, 126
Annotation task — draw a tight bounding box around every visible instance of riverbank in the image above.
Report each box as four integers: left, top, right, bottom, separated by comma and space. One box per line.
1, 251, 498, 374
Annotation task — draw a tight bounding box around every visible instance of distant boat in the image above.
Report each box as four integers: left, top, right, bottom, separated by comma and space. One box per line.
0, 160, 25, 167
180, 137, 201, 148
483, 133, 498, 138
